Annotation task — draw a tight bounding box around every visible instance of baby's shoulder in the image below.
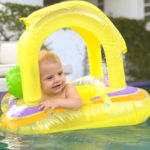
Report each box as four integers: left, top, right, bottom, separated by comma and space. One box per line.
65, 83, 77, 93
65, 83, 80, 98
65, 83, 75, 90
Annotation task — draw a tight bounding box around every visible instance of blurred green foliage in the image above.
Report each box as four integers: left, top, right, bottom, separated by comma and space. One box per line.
44, 0, 62, 6
111, 18, 150, 81
0, 2, 41, 41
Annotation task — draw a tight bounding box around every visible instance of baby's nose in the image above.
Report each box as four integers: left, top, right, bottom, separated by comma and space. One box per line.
54, 76, 60, 82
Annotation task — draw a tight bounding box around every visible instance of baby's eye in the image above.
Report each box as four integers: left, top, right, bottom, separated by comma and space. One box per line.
58, 72, 63, 76
47, 76, 53, 80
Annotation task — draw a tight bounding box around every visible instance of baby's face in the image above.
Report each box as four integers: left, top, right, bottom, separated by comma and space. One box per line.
39, 61, 66, 96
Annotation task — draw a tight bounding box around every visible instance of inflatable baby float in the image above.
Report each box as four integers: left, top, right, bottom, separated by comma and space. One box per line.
1, 1, 150, 134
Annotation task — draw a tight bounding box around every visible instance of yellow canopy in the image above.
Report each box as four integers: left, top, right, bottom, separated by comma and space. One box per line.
18, 1, 127, 102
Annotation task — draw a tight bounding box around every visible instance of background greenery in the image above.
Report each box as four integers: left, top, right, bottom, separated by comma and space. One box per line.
0, 2, 41, 41
0, 3, 150, 81
111, 18, 150, 81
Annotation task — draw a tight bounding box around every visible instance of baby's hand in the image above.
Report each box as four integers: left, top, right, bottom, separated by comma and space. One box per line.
38, 100, 58, 115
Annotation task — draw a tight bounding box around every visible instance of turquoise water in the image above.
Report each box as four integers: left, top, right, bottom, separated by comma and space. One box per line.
0, 89, 150, 150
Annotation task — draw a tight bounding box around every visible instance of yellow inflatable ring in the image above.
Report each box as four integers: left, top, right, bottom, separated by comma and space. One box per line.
1, 1, 150, 134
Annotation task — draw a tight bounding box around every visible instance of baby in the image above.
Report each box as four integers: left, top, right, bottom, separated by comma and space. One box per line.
38, 50, 82, 114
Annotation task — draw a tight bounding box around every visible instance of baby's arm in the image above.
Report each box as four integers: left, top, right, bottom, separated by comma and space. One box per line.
38, 84, 82, 114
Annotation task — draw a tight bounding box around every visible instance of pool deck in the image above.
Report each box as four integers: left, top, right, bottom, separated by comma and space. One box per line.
127, 81, 150, 88
0, 91, 7, 99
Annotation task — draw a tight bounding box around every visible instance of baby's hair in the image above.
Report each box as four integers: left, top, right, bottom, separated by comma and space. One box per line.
39, 50, 61, 64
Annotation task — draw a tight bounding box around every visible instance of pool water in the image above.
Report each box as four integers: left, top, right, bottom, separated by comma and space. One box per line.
0, 88, 150, 150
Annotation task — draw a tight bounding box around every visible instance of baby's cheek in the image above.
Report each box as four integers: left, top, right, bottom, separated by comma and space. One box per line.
63, 76, 66, 82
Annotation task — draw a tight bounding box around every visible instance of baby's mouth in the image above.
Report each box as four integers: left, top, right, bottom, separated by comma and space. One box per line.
52, 84, 62, 89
